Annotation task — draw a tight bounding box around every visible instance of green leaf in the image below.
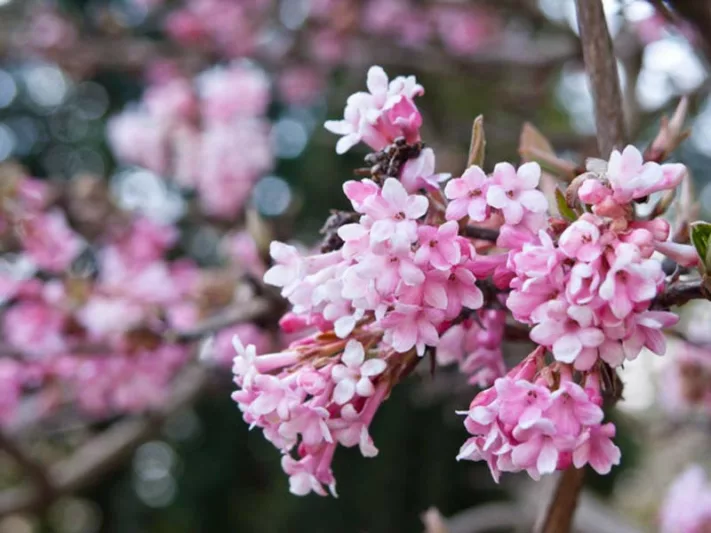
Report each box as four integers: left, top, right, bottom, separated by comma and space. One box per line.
691, 221, 711, 274
555, 188, 578, 221
467, 116, 486, 168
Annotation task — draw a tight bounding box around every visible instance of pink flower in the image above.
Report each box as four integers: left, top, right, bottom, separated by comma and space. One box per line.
486, 162, 547, 225
444, 165, 489, 222
343, 179, 380, 213
400, 148, 450, 193
572, 422, 620, 474
558, 217, 603, 262
279, 405, 332, 448
362, 178, 428, 250
604, 145, 686, 203
198, 64, 270, 123
281, 453, 336, 497
331, 340, 387, 404
547, 381, 603, 436
621, 310, 678, 360
381, 303, 444, 355
599, 243, 663, 319
4, 300, 67, 357
496, 378, 552, 428
530, 302, 605, 365
20, 210, 83, 273
510, 419, 560, 477
324, 66, 423, 153
415, 222, 461, 270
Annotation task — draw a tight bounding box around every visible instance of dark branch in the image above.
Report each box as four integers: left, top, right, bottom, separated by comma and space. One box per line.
653, 279, 710, 309
462, 226, 500, 242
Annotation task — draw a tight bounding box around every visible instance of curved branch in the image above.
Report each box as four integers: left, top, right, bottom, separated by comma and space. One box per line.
0, 365, 207, 516
0, 297, 272, 517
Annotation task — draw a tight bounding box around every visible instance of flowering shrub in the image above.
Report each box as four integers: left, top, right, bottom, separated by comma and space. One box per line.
232, 65, 702, 496
109, 63, 272, 219
0, 170, 271, 426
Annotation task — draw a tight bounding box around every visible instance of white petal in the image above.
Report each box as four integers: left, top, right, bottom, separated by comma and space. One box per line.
342, 340, 365, 367
333, 379, 356, 405
360, 358, 387, 376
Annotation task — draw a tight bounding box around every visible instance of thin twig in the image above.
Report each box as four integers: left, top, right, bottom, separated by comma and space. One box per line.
165, 299, 271, 343
462, 226, 500, 242
653, 279, 709, 309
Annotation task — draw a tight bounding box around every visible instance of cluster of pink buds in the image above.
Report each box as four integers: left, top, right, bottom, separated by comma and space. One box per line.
108, 62, 272, 219
232, 65, 698, 495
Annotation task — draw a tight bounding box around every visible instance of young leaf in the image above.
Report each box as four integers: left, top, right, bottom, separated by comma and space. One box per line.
467, 115, 486, 168
690, 221, 711, 274
555, 188, 578, 221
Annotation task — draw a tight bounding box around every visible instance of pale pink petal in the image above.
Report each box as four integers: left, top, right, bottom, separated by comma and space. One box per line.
333, 379, 356, 405
361, 358, 387, 376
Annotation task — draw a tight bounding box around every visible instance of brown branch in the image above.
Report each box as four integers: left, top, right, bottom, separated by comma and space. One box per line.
539, 2, 626, 532
653, 279, 710, 309
0, 296, 272, 516
0, 431, 53, 506
575, 0, 626, 157
538, 468, 587, 533
0, 299, 271, 360
462, 225, 500, 242
0, 365, 207, 516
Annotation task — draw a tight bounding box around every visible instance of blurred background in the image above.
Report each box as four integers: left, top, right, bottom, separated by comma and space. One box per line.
0, 0, 710, 532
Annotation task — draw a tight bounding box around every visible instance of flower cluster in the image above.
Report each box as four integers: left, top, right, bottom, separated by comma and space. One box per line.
0, 171, 270, 424
507, 147, 689, 372
457, 350, 620, 480
233, 65, 695, 495
232, 334, 396, 496
325, 66, 424, 154
660, 465, 711, 533
160, 0, 499, 64
108, 62, 272, 219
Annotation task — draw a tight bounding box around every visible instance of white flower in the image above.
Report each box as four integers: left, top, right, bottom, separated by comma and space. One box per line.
331, 340, 387, 404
